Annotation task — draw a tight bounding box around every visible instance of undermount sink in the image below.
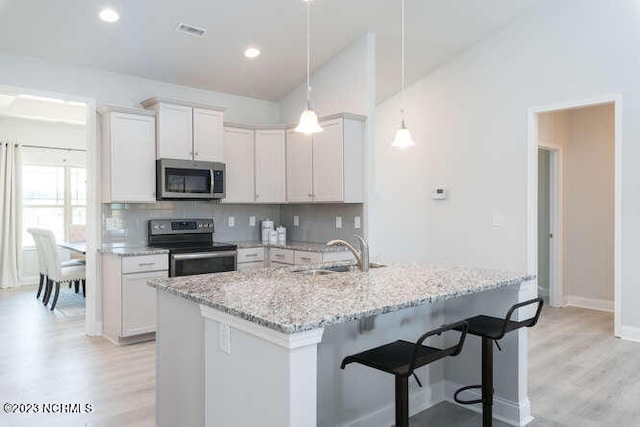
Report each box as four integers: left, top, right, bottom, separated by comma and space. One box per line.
295, 263, 386, 276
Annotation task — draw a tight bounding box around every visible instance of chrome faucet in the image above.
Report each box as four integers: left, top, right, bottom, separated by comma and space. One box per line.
326, 235, 370, 272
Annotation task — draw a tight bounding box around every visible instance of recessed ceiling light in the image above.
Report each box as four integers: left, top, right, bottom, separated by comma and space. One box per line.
99, 8, 120, 23
244, 47, 261, 59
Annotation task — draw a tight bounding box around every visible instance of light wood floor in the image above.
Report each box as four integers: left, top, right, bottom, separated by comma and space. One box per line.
0, 285, 155, 427
1, 286, 638, 426
528, 306, 640, 426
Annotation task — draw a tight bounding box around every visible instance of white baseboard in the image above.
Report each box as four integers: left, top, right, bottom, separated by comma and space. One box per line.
443, 381, 533, 427
619, 325, 640, 343
346, 381, 444, 427
566, 295, 613, 312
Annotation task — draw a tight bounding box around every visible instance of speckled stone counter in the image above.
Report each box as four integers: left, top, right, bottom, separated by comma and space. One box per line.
232, 240, 350, 253
100, 245, 169, 257
148, 262, 533, 334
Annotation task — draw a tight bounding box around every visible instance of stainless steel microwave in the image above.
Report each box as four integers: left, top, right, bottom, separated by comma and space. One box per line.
156, 159, 225, 200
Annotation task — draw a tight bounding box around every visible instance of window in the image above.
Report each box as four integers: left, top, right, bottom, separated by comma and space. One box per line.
22, 165, 87, 247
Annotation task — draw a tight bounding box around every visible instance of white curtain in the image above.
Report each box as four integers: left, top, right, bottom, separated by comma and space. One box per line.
0, 142, 22, 288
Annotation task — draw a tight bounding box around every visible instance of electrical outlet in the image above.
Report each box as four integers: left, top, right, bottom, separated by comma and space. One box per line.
492, 215, 505, 227
293, 216, 299, 227
105, 217, 118, 231
336, 216, 343, 229
219, 323, 231, 354
228, 216, 235, 227
249, 216, 256, 227
354, 216, 361, 229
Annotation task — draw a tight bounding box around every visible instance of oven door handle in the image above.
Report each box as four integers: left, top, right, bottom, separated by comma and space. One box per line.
172, 251, 237, 261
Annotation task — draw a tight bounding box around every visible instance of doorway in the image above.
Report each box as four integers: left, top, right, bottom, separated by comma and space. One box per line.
528, 95, 621, 336
0, 84, 99, 336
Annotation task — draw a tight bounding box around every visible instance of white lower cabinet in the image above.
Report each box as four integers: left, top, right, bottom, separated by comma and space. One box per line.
102, 253, 168, 345
237, 248, 265, 271
270, 248, 352, 268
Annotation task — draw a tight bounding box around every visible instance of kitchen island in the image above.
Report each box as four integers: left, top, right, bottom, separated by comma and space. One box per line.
148, 262, 535, 427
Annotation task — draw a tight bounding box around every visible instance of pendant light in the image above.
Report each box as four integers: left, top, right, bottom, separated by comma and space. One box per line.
392, 0, 415, 148
295, 0, 323, 135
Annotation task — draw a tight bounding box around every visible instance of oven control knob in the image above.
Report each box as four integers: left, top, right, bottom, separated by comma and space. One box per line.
152, 225, 159, 230
159, 225, 166, 230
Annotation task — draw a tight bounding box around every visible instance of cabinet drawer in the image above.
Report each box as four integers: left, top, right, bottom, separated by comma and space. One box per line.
122, 254, 168, 274
238, 247, 265, 263
237, 261, 265, 272
294, 251, 323, 265
271, 261, 292, 269
270, 248, 294, 265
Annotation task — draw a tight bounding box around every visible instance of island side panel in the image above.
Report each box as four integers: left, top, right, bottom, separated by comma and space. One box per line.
156, 290, 204, 427
317, 303, 446, 427
200, 306, 324, 427
442, 280, 536, 426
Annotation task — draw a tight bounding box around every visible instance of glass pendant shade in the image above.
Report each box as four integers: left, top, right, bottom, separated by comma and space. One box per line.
391, 120, 415, 149
295, 108, 323, 135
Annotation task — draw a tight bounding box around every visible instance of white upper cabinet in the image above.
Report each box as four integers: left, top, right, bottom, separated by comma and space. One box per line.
223, 127, 255, 203
156, 103, 193, 160
101, 107, 157, 203
312, 118, 344, 202
141, 98, 224, 162
286, 129, 313, 202
193, 108, 224, 162
286, 114, 365, 203
255, 129, 286, 203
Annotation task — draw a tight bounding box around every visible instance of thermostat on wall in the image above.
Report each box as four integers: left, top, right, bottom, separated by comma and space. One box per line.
431, 188, 447, 200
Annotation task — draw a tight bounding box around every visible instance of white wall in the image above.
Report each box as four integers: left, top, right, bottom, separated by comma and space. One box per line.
370, 0, 640, 333
0, 51, 280, 124
279, 34, 373, 123
0, 116, 86, 149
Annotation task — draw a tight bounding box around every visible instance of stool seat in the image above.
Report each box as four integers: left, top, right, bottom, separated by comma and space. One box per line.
341, 321, 468, 427
453, 298, 544, 427
341, 339, 458, 377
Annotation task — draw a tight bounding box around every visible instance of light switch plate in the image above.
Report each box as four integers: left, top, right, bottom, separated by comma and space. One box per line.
219, 323, 231, 354
336, 216, 343, 229
354, 216, 361, 229
228, 216, 235, 227
249, 216, 256, 227
293, 216, 300, 227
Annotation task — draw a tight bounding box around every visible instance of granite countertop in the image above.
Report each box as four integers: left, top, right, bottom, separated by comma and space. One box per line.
232, 241, 349, 253
100, 245, 169, 257
148, 261, 534, 334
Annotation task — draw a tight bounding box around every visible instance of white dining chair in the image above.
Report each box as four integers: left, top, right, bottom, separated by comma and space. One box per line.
31, 229, 86, 310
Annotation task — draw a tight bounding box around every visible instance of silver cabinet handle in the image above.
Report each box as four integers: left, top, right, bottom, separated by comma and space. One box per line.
138, 262, 156, 267
274, 254, 284, 258
195, 151, 199, 156
308, 193, 313, 197
245, 253, 258, 257
300, 257, 312, 261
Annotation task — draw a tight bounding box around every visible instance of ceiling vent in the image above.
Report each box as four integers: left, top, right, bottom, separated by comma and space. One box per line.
175, 23, 207, 38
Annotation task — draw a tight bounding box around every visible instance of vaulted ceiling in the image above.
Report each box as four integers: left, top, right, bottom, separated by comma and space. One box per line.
0, 0, 539, 102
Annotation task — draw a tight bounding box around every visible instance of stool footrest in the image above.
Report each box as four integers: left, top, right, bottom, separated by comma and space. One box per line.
454, 385, 483, 405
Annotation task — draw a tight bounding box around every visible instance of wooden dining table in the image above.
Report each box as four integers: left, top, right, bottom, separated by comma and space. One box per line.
58, 241, 87, 255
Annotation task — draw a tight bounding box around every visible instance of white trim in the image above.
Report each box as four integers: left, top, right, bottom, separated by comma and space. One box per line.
444, 381, 533, 427
0, 84, 101, 337
537, 144, 564, 308
527, 93, 622, 338
566, 296, 614, 312
619, 326, 640, 343
199, 305, 324, 349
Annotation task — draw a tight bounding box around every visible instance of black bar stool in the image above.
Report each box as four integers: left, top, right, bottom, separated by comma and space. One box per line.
341, 320, 468, 427
453, 298, 544, 427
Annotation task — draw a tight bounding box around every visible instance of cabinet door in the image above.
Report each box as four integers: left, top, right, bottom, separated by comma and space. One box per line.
193, 108, 224, 162
157, 103, 193, 160
223, 127, 255, 203
121, 270, 166, 336
312, 118, 343, 202
286, 129, 313, 202
109, 112, 156, 202
255, 129, 286, 203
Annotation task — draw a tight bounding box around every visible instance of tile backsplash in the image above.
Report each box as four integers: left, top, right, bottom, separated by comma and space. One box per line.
102, 202, 280, 245
102, 201, 364, 246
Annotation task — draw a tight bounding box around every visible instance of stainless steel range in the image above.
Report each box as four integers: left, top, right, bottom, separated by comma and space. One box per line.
148, 219, 237, 277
